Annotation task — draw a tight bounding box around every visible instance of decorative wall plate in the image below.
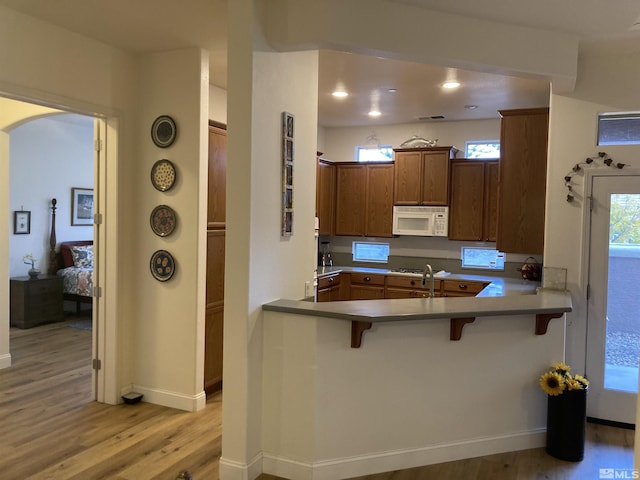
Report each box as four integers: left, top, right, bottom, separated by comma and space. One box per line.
150, 205, 177, 237
150, 250, 175, 282
151, 115, 177, 148
150, 159, 177, 192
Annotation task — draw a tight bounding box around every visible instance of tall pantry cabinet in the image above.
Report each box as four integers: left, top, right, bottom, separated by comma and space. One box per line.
497, 108, 549, 255
205, 122, 226, 395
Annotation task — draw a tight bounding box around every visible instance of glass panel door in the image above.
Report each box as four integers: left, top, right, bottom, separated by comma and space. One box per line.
586, 175, 640, 424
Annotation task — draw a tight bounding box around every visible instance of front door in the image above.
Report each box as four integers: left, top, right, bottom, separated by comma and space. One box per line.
586, 174, 640, 424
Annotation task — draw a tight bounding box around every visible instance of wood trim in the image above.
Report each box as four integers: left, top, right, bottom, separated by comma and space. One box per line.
535, 312, 564, 335
450, 317, 476, 341
208, 119, 227, 129
351, 321, 372, 348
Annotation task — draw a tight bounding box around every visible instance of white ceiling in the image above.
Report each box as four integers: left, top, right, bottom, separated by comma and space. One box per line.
1, 0, 638, 127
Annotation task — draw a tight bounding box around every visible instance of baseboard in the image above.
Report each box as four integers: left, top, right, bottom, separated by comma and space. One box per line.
219, 453, 263, 480
0, 352, 11, 370
263, 429, 546, 480
587, 416, 636, 430
122, 385, 207, 412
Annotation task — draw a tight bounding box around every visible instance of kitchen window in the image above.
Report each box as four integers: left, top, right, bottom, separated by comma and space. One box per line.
465, 140, 500, 159
352, 241, 390, 263
598, 112, 640, 145
356, 145, 393, 162
461, 247, 505, 270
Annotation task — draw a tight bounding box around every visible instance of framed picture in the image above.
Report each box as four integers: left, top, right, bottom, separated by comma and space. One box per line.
71, 187, 94, 226
281, 112, 294, 237
14, 210, 31, 234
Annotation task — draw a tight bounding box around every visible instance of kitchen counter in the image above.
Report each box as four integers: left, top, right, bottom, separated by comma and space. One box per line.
316, 265, 539, 297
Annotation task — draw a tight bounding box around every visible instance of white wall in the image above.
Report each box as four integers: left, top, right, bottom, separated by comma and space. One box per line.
129, 48, 209, 409
209, 84, 228, 124
9, 114, 94, 277
0, 7, 209, 412
220, 1, 319, 476
322, 118, 500, 161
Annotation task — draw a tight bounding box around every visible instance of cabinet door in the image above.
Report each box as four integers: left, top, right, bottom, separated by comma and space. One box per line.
205, 229, 225, 394
448, 161, 485, 241
497, 108, 549, 254
350, 285, 385, 300
420, 150, 450, 205
365, 164, 394, 237
335, 164, 366, 236
207, 125, 227, 228
394, 151, 422, 204
316, 160, 336, 235
483, 161, 499, 242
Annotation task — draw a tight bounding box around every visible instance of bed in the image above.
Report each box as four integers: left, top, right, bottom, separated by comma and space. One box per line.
56, 240, 94, 313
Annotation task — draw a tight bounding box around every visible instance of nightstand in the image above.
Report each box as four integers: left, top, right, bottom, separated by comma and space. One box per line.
10, 275, 64, 328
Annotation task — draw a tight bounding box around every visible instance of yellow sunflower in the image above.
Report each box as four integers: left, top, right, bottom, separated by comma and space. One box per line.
574, 374, 589, 388
566, 379, 583, 390
540, 371, 566, 396
552, 362, 571, 375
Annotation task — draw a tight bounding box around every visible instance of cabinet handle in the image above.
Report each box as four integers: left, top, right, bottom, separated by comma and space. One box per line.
328, 277, 334, 283
410, 280, 416, 286
364, 276, 371, 282
458, 284, 467, 289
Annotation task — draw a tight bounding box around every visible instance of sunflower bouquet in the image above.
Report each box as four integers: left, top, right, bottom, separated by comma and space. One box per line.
539, 362, 589, 396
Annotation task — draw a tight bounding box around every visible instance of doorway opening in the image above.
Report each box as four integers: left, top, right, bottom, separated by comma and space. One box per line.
2, 95, 101, 403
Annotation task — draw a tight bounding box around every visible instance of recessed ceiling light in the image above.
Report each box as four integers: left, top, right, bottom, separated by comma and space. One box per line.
464, 104, 478, 110
368, 110, 381, 117
388, 88, 397, 93
332, 90, 349, 98
441, 81, 460, 89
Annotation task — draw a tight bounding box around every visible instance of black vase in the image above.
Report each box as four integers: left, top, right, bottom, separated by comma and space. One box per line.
545, 389, 587, 461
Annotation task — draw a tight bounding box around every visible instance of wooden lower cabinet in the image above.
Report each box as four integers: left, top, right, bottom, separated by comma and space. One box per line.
317, 273, 342, 302
440, 279, 488, 297
385, 276, 441, 298
348, 273, 385, 300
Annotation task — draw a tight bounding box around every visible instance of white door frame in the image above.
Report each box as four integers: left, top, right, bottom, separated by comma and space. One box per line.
582, 168, 640, 423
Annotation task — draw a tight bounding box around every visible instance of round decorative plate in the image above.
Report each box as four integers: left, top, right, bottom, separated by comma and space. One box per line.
150, 205, 177, 237
151, 115, 177, 148
150, 250, 175, 282
150, 159, 177, 192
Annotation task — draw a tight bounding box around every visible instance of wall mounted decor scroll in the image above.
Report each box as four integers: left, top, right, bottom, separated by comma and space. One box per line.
150, 159, 177, 192
281, 112, 294, 237
150, 249, 175, 281
150, 205, 177, 237
151, 115, 177, 148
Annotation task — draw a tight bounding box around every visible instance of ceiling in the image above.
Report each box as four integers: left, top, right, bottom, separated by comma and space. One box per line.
0, 0, 639, 127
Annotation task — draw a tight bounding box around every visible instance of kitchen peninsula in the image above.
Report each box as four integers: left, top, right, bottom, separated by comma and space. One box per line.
261, 271, 571, 479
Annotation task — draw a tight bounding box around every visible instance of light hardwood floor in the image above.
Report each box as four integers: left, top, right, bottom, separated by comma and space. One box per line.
1, 318, 635, 480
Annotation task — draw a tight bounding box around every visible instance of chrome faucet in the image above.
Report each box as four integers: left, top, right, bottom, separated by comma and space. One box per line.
421, 263, 434, 298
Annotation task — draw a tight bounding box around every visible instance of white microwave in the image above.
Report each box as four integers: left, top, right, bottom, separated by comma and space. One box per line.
392, 206, 449, 237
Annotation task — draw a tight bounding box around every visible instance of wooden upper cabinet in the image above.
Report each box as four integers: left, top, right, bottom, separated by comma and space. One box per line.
207, 125, 227, 228
393, 146, 457, 205
497, 108, 549, 254
334, 162, 394, 237
483, 161, 499, 242
365, 163, 394, 237
316, 158, 336, 235
335, 164, 367, 236
448, 160, 499, 242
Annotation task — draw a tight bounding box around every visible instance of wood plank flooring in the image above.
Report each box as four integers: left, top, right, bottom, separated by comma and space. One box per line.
1, 318, 635, 479
0, 319, 221, 479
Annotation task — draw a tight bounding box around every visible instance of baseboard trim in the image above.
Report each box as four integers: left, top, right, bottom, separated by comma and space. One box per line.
0, 353, 11, 370
123, 385, 207, 412
219, 453, 263, 480
587, 416, 635, 430
263, 429, 546, 480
